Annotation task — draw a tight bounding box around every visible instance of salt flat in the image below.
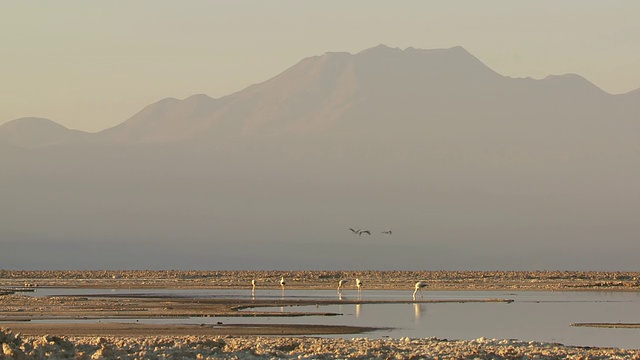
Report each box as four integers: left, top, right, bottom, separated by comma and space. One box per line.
2, 270, 640, 359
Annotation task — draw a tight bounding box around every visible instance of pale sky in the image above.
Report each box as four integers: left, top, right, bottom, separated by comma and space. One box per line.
2, 1, 639, 133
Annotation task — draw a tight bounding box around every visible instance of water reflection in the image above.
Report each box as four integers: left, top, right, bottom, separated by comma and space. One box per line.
413, 303, 424, 321
10, 288, 640, 349
250, 291, 640, 349
251, 279, 256, 299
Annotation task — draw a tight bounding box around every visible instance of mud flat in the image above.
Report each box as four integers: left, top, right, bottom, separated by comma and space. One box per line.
572, 323, 640, 329
0, 293, 513, 326
0, 323, 377, 337
2, 328, 639, 359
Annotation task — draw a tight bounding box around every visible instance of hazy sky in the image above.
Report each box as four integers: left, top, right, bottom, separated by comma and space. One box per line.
2, 1, 639, 133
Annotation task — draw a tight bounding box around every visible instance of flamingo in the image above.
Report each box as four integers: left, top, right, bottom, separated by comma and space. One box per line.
356, 278, 363, 293
413, 281, 428, 300
382, 230, 393, 235
251, 279, 256, 292
338, 279, 349, 292
349, 228, 361, 234
358, 230, 371, 236
280, 276, 286, 289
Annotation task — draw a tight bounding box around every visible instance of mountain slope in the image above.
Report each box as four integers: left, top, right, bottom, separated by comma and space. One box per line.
0, 117, 89, 148
91, 44, 634, 145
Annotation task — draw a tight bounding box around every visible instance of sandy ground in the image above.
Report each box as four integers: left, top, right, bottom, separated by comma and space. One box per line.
2, 270, 640, 358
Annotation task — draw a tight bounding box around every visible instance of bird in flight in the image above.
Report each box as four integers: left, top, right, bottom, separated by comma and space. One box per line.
349, 228, 370, 235
382, 230, 392, 235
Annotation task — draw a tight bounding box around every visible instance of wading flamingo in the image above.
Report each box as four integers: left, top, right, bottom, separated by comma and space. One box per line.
413, 281, 428, 300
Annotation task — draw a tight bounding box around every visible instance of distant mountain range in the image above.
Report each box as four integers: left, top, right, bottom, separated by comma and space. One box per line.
3, 44, 638, 148
1, 45, 639, 270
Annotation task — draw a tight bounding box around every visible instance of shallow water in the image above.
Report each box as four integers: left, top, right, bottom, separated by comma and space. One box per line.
11, 288, 640, 349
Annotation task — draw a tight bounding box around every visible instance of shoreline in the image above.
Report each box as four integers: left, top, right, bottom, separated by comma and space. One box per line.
0, 323, 379, 337
2, 270, 640, 358
2, 269, 640, 292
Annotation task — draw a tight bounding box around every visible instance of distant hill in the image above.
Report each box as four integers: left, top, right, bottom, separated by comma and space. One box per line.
0, 117, 89, 148
1, 45, 639, 270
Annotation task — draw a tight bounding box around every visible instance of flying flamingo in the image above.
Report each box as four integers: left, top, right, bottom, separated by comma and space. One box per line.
413, 281, 428, 300
349, 228, 370, 236
382, 230, 393, 235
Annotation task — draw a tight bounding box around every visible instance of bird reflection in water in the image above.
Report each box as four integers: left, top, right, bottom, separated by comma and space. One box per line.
413, 303, 425, 322
251, 279, 256, 300
355, 303, 362, 318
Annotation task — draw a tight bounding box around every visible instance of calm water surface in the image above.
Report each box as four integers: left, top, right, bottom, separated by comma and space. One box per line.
11, 288, 640, 349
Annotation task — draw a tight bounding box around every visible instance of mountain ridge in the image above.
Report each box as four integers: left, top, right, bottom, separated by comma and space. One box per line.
2, 44, 635, 148
0, 117, 89, 148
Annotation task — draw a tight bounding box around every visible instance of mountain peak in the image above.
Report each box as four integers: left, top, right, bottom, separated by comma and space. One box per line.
542, 73, 605, 95
356, 44, 401, 55
185, 93, 214, 102
0, 117, 87, 148
2, 117, 67, 130
353, 45, 493, 75
357, 44, 473, 57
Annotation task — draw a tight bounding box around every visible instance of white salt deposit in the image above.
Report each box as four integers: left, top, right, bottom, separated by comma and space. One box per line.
2, 328, 638, 359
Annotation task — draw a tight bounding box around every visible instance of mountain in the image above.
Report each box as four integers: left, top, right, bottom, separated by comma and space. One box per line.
2, 45, 639, 147
0, 117, 89, 148
90, 45, 508, 142
1, 45, 639, 270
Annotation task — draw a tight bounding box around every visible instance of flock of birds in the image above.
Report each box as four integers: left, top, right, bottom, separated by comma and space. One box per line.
249, 229, 423, 300
349, 228, 392, 236
251, 276, 428, 300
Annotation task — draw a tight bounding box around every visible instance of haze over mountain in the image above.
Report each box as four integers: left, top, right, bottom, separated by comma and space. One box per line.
1, 45, 639, 270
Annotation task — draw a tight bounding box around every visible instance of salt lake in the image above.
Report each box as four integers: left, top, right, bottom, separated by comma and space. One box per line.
14, 288, 640, 349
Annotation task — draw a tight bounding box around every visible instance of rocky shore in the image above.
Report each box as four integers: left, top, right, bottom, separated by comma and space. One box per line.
2, 328, 639, 359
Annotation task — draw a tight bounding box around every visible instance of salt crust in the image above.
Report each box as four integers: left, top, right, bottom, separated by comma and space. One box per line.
2, 328, 639, 359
